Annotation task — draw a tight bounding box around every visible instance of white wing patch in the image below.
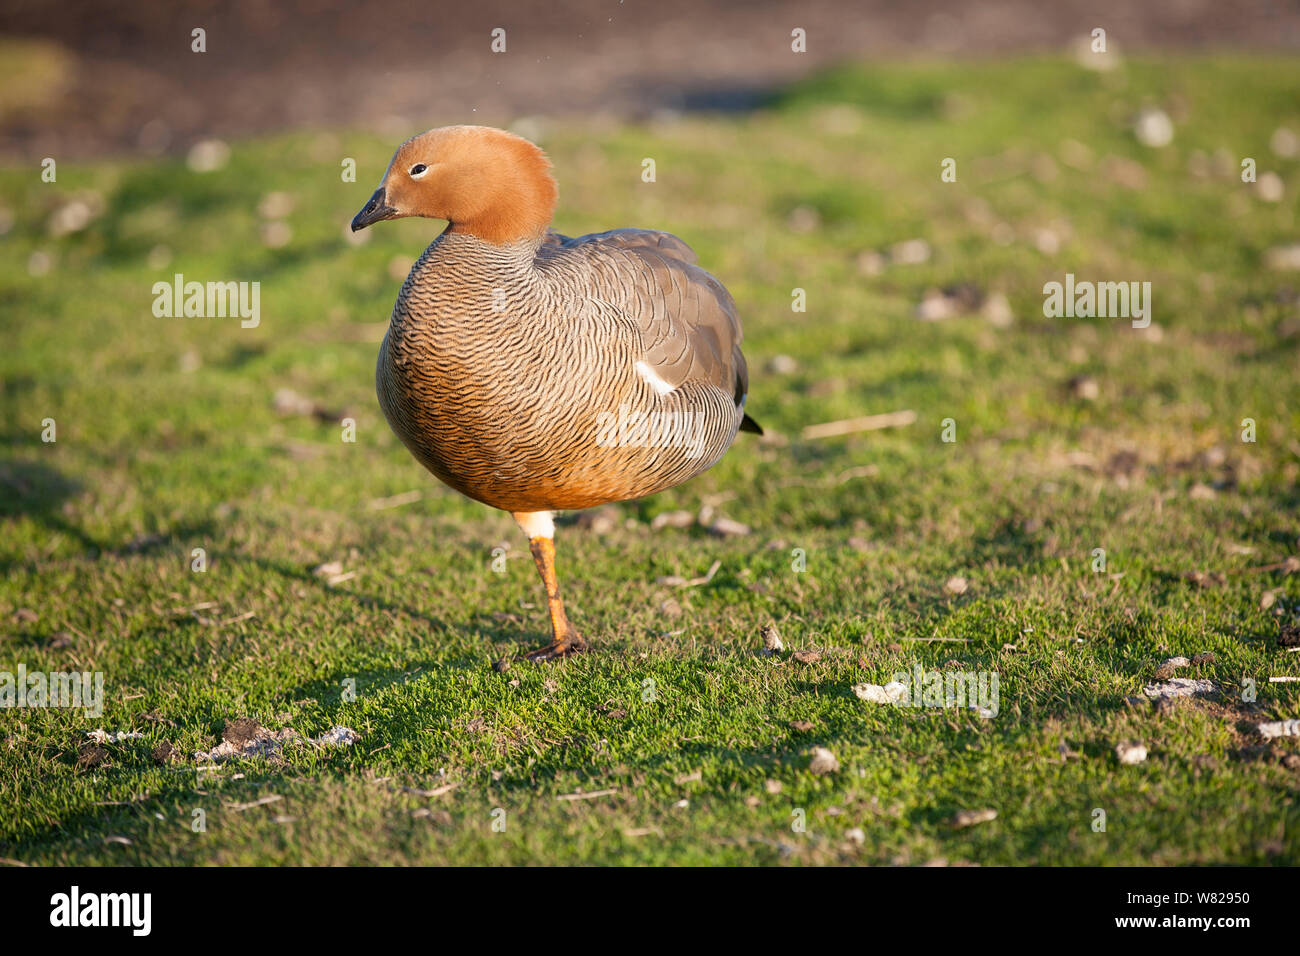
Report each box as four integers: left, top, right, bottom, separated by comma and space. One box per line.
635, 360, 676, 396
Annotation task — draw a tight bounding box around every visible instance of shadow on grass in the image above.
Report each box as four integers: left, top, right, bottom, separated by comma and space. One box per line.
0, 457, 101, 568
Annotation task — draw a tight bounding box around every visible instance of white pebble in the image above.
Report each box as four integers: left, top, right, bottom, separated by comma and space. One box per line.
1134, 108, 1174, 148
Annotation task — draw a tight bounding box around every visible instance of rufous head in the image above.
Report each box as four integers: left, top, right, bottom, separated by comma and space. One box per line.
350, 125, 558, 244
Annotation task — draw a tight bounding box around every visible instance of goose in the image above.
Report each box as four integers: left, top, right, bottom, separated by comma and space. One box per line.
351, 125, 759, 662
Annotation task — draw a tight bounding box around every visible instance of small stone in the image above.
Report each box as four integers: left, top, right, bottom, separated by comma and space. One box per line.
48, 199, 94, 237
845, 827, 866, 845
706, 515, 751, 537
1271, 127, 1299, 158
764, 779, 783, 794
1256, 719, 1300, 740
951, 808, 997, 828
852, 681, 907, 704
792, 648, 822, 664
916, 288, 959, 322
650, 509, 695, 531
1265, 244, 1300, 271
1116, 742, 1148, 765
1068, 375, 1100, 401
1134, 108, 1174, 148
761, 624, 784, 655
313, 726, 359, 747
1257, 172, 1284, 203
982, 292, 1014, 327
1032, 227, 1061, 255
808, 747, 840, 775
890, 238, 931, 265
187, 138, 230, 172
944, 575, 969, 594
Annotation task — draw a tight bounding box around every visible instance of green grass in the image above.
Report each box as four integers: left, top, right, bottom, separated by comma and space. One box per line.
1, 55, 1298, 865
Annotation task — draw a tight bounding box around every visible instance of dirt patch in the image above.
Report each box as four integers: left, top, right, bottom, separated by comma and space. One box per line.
221, 717, 264, 749
75, 742, 108, 769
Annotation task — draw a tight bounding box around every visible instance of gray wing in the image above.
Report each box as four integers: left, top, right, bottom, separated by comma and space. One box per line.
546, 228, 751, 413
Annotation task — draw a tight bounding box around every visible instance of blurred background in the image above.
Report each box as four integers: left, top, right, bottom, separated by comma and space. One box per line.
3, 0, 1299, 160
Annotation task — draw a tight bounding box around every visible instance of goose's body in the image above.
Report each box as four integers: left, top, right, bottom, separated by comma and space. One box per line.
379, 228, 751, 512
353, 126, 758, 661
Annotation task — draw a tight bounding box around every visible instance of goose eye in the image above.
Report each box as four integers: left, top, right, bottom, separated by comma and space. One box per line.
409, 163, 428, 177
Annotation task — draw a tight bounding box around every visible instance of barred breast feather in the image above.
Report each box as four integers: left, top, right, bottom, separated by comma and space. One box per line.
376, 227, 752, 512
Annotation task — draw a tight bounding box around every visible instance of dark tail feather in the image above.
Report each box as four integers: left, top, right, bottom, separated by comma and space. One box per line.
740, 413, 763, 435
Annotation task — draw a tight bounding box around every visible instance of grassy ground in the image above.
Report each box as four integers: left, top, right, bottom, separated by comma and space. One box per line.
1, 56, 1299, 866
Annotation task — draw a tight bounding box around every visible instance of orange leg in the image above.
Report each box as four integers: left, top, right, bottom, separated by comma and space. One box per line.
520, 533, 588, 662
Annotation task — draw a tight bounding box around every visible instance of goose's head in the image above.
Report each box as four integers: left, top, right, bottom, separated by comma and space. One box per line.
350, 125, 558, 244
